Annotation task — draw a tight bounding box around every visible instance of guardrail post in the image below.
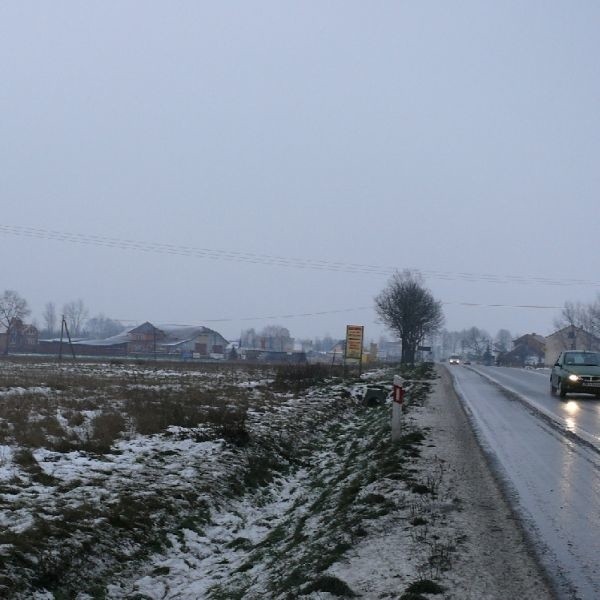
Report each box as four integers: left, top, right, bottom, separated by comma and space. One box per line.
392, 375, 404, 441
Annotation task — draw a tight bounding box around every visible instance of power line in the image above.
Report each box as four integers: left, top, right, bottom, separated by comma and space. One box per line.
443, 301, 561, 310
1, 223, 598, 288
112, 300, 562, 327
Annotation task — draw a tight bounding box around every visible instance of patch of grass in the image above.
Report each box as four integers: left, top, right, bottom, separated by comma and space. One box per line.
272, 363, 332, 391
427, 540, 454, 575
304, 575, 356, 597
289, 514, 309, 545
208, 583, 248, 600
258, 524, 287, 548
227, 537, 254, 551
396, 431, 426, 449
403, 579, 445, 595
410, 483, 431, 495
352, 525, 368, 538
337, 476, 362, 510
315, 541, 353, 572
242, 449, 285, 490
275, 565, 308, 593
210, 407, 250, 446
360, 493, 387, 505
13, 447, 37, 468
235, 561, 255, 573
407, 579, 445, 593
67, 411, 85, 426
13, 449, 57, 485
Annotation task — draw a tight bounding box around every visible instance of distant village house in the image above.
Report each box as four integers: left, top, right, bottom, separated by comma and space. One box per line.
545, 325, 600, 366
498, 333, 546, 367
0, 318, 39, 354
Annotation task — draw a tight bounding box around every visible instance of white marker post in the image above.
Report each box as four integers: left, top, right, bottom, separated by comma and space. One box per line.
391, 375, 404, 441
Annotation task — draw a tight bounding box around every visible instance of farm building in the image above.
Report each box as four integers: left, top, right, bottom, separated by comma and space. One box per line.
39, 322, 229, 359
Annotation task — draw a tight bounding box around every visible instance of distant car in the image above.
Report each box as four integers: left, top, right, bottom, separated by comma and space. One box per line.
463, 359, 471, 365
448, 356, 461, 365
550, 351, 600, 398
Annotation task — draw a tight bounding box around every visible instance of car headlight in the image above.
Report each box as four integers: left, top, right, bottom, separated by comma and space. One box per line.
568, 374, 580, 382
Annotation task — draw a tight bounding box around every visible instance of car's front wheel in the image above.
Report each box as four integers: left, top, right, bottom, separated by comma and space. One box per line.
550, 380, 557, 395
557, 378, 568, 399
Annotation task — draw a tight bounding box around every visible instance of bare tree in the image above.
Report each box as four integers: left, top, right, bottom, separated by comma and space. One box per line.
440, 328, 464, 357
240, 328, 257, 348
0, 290, 31, 355
375, 270, 444, 364
259, 325, 293, 351
83, 315, 125, 339
42, 301, 58, 336
589, 295, 600, 339
554, 296, 600, 350
494, 329, 512, 353
462, 326, 490, 359
63, 299, 89, 338
555, 301, 585, 330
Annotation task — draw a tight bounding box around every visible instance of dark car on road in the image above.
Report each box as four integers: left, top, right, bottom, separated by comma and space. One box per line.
550, 351, 600, 398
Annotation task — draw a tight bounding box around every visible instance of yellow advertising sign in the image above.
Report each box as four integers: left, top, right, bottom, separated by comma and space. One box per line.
345, 325, 364, 360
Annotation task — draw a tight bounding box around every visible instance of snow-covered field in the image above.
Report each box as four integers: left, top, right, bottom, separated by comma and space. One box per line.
0, 360, 550, 599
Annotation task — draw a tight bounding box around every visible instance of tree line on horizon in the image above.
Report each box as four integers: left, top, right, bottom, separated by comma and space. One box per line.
0, 291, 124, 343
1, 285, 599, 363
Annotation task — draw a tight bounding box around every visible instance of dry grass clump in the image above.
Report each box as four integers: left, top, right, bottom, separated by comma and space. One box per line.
66, 410, 85, 426
272, 363, 335, 391
13, 415, 68, 449
85, 412, 127, 453
125, 387, 214, 435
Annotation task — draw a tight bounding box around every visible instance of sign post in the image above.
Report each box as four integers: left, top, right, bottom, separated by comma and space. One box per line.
345, 325, 364, 375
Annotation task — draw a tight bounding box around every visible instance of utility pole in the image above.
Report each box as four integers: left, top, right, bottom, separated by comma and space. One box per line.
153, 326, 157, 361
58, 316, 76, 362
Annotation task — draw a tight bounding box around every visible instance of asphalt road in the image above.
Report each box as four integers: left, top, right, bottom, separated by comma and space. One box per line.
449, 365, 600, 600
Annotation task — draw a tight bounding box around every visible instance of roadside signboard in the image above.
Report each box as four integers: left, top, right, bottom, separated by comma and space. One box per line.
345, 325, 364, 360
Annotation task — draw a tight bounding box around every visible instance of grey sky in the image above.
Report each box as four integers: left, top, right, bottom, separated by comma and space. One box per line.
1, 1, 599, 342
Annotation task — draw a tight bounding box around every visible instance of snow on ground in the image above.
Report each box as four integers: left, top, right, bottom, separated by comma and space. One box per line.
0, 387, 53, 397
0, 360, 553, 599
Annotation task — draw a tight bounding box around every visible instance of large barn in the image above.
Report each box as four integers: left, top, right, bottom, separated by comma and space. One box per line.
40, 322, 229, 359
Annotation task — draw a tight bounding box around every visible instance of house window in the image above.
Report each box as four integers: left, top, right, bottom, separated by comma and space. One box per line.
195, 343, 207, 355
212, 345, 223, 354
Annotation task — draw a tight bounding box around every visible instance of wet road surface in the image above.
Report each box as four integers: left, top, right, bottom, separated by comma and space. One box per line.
449, 365, 600, 600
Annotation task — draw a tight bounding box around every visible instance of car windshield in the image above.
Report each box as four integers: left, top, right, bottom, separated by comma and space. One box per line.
564, 352, 600, 366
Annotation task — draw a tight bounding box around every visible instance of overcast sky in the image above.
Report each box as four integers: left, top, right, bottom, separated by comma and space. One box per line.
1, 1, 599, 342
